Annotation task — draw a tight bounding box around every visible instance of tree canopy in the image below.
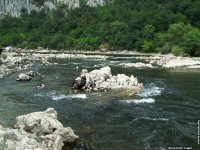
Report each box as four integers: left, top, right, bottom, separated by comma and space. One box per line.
0, 0, 200, 56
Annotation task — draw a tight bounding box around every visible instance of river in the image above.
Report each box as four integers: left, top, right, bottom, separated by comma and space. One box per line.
0, 55, 200, 150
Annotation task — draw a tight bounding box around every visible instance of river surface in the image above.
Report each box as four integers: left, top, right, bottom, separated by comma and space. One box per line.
0, 55, 200, 150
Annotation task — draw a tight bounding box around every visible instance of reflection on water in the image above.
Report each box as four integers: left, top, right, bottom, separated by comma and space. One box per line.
0, 56, 200, 150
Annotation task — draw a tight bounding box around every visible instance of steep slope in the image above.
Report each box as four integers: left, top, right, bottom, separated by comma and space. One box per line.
0, 0, 105, 18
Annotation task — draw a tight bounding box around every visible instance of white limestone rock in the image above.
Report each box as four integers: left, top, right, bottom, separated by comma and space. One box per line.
14, 108, 78, 143
16, 71, 44, 81
0, 108, 78, 150
120, 62, 153, 68
16, 73, 32, 81
72, 66, 143, 94
163, 57, 200, 68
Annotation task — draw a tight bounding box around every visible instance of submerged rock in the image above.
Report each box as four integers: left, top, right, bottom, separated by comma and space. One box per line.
72, 66, 143, 95
0, 108, 78, 150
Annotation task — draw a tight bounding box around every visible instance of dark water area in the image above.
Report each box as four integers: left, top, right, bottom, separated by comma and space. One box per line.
0, 55, 200, 150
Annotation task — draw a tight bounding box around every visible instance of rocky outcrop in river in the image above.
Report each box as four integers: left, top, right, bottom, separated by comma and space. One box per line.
72, 66, 143, 95
0, 108, 78, 150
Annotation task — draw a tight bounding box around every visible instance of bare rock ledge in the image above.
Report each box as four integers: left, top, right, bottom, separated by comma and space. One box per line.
0, 108, 78, 150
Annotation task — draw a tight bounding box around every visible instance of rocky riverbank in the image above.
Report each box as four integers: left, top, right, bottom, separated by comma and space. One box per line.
137, 54, 200, 69
13, 48, 200, 69
0, 108, 78, 150
0, 47, 108, 79
1, 47, 200, 79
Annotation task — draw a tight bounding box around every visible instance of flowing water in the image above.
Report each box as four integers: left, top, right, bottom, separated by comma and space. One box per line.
0, 55, 200, 150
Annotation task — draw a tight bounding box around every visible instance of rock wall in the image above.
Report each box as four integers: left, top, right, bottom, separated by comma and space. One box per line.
0, 0, 105, 18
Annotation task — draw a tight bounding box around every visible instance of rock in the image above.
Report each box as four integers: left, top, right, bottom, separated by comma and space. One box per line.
73, 76, 87, 90
120, 62, 153, 68
146, 55, 200, 69
15, 108, 78, 143
72, 66, 143, 94
163, 57, 200, 68
37, 83, 45, 89
5, 46, 15, 52
16, 71, 44, 81
0, 108, 78, 150
16, 73, 32, 81
26, 71, 44, 78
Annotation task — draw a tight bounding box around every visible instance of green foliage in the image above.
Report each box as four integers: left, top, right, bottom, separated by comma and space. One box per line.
0, 0, 200, 56
142, 40, 154, 52
171, 45, 185, 56
155, 23, 200, 56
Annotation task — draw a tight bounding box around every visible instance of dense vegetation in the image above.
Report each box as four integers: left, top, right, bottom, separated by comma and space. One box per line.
0, 0, 200, 56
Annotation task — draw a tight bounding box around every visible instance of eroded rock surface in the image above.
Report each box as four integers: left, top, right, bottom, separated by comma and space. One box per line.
0, 108, 78, 150
72, 66, 143, 95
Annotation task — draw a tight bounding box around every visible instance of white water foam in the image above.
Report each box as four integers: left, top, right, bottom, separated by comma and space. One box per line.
34, 92, 88, 101
51, 94, 68, 101
137, 85, 164, 98
51, 94, 88, 101
121, 98, 155, 104
34, 93, 44, 97
140, 117, 169, 121
69, 94, 88, 99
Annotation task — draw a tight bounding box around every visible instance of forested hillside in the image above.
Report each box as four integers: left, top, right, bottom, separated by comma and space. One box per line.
0, 0, 200, 56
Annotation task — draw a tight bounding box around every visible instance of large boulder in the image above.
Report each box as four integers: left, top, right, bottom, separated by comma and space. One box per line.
72, 66, 143, 95
0, 108, 78, 150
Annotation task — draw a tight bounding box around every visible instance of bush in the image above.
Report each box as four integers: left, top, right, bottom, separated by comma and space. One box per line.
142, 40, 154, 52
171, 45, 186, 56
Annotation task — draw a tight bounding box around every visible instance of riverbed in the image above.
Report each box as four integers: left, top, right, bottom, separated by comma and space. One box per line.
0, 54, 200, 150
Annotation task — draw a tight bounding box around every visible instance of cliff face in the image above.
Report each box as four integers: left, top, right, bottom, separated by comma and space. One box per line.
0, 0, 105, 18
